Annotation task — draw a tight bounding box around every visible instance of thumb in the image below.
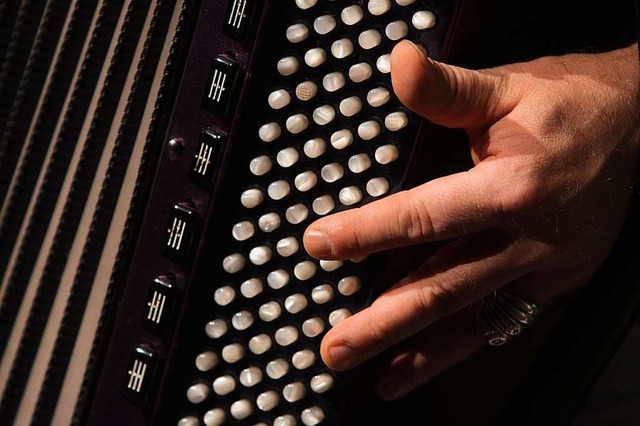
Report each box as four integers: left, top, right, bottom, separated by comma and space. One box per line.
391, 40, 517, 129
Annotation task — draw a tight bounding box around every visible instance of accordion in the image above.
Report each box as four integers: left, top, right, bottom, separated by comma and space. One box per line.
1, 0, 639, 425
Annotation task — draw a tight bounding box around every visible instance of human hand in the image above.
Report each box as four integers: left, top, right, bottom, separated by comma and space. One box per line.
303, 40, 640, 400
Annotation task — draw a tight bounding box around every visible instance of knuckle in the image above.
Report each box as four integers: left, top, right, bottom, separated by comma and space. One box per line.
398, 195, 434, 243
418, 275, 461, 320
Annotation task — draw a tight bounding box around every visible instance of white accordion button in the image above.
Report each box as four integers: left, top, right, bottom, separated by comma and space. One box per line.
304, 47, 326, 67
339, 186, 363, 205
301, 406, 325, 426
195, 351, 218, 372
240, 188, 263, 208
222, 253, 245, 273
276, 236, 299, 257
266, 358, 289, 379
295, 171, 318, 192
277, 56, 299, 76
286, 203, 309, 224
348, 154, 371, 173
349, 62, 373, 83
331, 38, 354, 59
230, 399, 253, 420
304, 137, 326, 158
338, 276, 362, 295
240, 277, 263, 298
413, 10, 436, 30
366, 177, 390, 196
283, 382, 307, 402
302, 317, 325, 337
275, 414, 298, 426
239, 366, 263, 387
385, 111, 409, 131
312, 195, 335, 216
330, 129, 353, 149
367, 87, 390, 107
258, 212, 281, 232
259, 122, 281, 142
214, 286, 235, 306
312, 105, 335, 125
178, 416, 199, 426
295, 0, 317, 9
312, 284, 335, 304
203, 408, 225, 426
358, 120, 381, 140
205, 319, 228, 339
268, 89, 291, 109
249, 333, 272, 354
249, 245, 272, 265
397, 0, 416, 5
310, 374, 334, 393
376, 144, 399, 164
259, 301, 282, 322
213, 375, 236, 395
249, 155, 272, 175
257, 390, 280, 411
286, 113, 309, 134
358, 29, 382, 49
314, 15, 336, 34
321, 162, 344, 182
232, 310, 254, 330
341, 5, 364, 25
368, 0, 391, 15
296, 81, 318, 101
286, 23, 309, 43
386, 20, 409, 40
232, 220, 254, 241
267, 269, 290, 289
329, 308, 353, 326
277, 147, 299, 168
377, 54, 391, 73
294, 260, 317, 280
322, 71, 345, 92
221, 343, 245, 363
285, 293, 308, 313
268, 179, 291, 200
339, 96, 362, 116
320, 259, 343, 271
187, 383, 209, 404
292, 349, 316, 369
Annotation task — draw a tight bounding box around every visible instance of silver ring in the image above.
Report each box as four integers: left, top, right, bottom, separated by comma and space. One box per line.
475, 290, 539, 346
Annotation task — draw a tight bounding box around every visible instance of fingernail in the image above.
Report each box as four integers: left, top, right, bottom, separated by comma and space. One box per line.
304, 229, 331, 258
328, 345, 356, 371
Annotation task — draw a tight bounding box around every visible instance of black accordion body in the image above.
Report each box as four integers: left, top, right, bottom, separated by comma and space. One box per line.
1, 0, 639, 425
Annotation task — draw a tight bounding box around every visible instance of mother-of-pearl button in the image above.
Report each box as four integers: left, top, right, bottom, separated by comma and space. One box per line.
187, 382, 209, 404
385, 111, 408, 130
304, 138, 326, 158
214, 286, 235, 306
368, 0, 391, 15
375, 144, 399, 164
195, 351, 218, 371
213, 375, 236, 395
203, 408, 225, 426
232, 220, 254, 241
310, 374, 334, 393
267, 180, 290, 200
322, 72, 345, 92
320, 259, 343, 271
304, 47, 326, 67
277, 147, 299, 167
240, 277, 263, 298
339, 186, 363, 205
396, 0, 416, 4
257, 390, 280, 411
338, 276, 362, 295
292, 349, 316, 369
413, 10, 436, 30
258, 212, 280, 232
258, 122, 281, 142
222, 253, 245, 273
301, 406, 325, 426
230, 399, 253, 419
358, 120, 381, 140
320, 162, 344, 182
330, 129, 353, 149
331, 38, 353, 59
286, 203, 309, 224
339, 96, 362, 116
221, 343, 245, 363
302, 317, 325, 337
239, 366, 263, 387
312, 195, 335, 215
295, 0, 317, 9
178, 416, 198, 426
283, 382, 306, 402
277, 236, 299, 257
259, 301, 282, 321
249, 155, 272, 175
268, 89, 291, 109
358, 29, 381, 49
341, 5, 363, 25
311, 284, 335, 303
348, 154, 371, 173
248, 333, 272, 354
232, 310, 253, 330
286, 113, 309, 134
312, 105, 335, 125
386, 20, 408, 40
286, 23, 309, 42
266, 358, 289, 379
296, 81, 318, 101
285, 293, 307, 313
267, 269, 289, 289
367, 87, 390, 107
376, 54, 391, 73
349, 62, 372, 83
240, 188, 263, 208
277, 56, 299, 76
329, 308, 352, 326
275, 414, 297, 426
294, 260, 317, 280
367, 177, 390, 197
295, 171, 317, 191
249, 245, 272, 265
205, 319, 228, 339
313, 15, 336, 34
